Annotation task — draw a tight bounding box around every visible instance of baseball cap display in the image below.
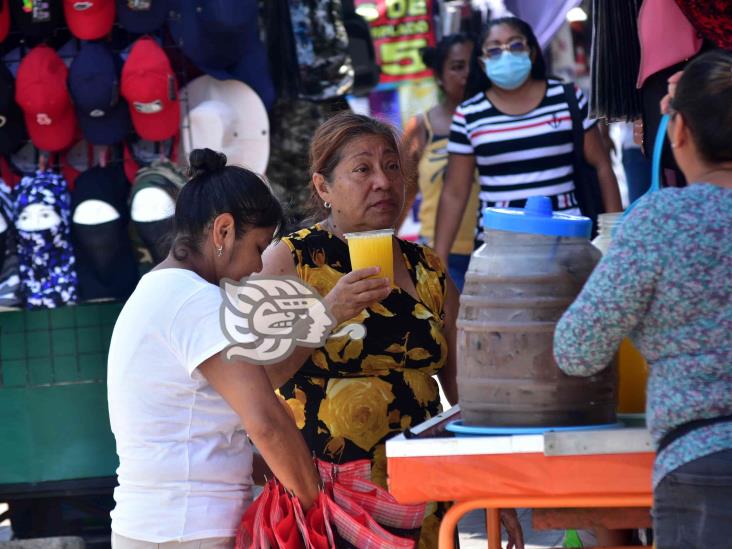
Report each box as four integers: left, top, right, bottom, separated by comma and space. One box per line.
168, 0, 274, 109
15, 45, 78, 152
63, 0, 115, 40
181, 75, 269, 174
0, 0, 10, 43
0, 63, 27, 155
69, 41, 131, 145
10, 0, 63, 39
116, 0, 167, 34
121, 37, 179, 142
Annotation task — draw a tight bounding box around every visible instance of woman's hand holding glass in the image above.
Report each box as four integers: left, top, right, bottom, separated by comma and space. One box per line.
323, 266, 391, 325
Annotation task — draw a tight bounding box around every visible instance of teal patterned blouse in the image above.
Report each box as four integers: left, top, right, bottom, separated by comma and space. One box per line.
554, 183, 732, 487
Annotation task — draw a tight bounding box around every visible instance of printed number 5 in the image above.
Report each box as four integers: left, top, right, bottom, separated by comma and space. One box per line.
380, 39, 428, 76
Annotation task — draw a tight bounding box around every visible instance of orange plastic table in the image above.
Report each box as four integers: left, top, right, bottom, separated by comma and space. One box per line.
386, 407, 654, 549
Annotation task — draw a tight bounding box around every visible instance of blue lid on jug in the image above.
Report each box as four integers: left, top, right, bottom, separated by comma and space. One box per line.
482, 196, 592, 238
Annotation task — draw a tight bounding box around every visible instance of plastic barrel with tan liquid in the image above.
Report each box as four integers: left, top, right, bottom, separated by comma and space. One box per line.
457, 197, 618, 427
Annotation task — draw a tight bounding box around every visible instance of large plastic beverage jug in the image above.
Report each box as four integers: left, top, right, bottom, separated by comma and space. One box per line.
457, 197, 618, 427
592, 213, 648, 414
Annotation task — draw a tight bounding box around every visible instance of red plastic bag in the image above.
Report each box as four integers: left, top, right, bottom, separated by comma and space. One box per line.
332, 478, 424, 541
316, 459, 424, 542
292, 492, 334, 549
270, 483, 304, 549
235, 480, 281, 549
324, 492, 414, 549
317, 459, 371, 484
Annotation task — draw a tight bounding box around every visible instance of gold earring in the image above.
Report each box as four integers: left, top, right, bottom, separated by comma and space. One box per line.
216, 245, 223, 257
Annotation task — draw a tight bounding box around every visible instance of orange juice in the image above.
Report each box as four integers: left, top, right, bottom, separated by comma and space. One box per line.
617, 338, 648, 413
344, 229, 394, 286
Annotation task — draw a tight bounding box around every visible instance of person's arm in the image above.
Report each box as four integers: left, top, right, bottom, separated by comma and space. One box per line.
259, 241, 392, 389
554, 197, 668, 376
434, 153, 476, 263
584, 125, 623, 212
434, 105, 476, 264
199, 353, 320, 509
439, 274, 460, 406
397, 115, 427, 229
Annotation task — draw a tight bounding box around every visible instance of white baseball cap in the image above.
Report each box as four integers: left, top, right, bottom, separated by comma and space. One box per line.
181, 75, 269, 174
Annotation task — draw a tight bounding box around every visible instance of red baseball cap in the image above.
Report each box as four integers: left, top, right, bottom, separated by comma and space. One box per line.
15, 45, 78, 152
63, 0, 115, 40
0, 0, 10, 44
121, 37, 180, 142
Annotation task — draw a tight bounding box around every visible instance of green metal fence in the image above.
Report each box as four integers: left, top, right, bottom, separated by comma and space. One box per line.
0, 303, 122, 486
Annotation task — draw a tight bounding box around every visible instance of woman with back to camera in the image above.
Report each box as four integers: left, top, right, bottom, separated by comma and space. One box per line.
554, 50, 732, 548
260, 112, 524, 548
434, 16, 622, 265
106, 149, 321, 548
401, 33, 480, 291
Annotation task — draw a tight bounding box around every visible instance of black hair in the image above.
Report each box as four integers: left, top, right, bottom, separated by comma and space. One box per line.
420, 33, 473, 80
464, 16, 547, 99
671, 50, 732, 164
171, 148, 285, 261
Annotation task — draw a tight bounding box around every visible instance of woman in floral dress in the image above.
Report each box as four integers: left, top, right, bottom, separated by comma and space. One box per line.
262, 112, 523, 549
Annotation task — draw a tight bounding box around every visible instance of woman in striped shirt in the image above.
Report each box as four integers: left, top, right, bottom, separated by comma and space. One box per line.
434, 16, 622, 263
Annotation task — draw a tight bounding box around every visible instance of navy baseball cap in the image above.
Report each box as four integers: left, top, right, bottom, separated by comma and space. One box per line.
0, 63, 27, 155
116, 0, 168, 34
68, 41, 131, 145
168, 0, 274, 109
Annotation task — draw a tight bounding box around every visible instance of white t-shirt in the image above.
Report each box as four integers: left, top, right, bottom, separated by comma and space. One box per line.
107, 268, 253, 542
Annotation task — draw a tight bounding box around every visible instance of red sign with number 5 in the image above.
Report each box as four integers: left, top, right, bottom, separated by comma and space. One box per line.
355, 0, 436, 83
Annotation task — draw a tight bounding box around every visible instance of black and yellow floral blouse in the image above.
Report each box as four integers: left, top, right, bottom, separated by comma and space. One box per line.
279, 224, 448, 547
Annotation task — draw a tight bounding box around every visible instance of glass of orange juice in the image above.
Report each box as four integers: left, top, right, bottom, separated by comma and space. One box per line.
344, 229, 394, 286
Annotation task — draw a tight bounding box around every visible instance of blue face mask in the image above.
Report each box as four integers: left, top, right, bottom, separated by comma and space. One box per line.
484, 51, 532, 90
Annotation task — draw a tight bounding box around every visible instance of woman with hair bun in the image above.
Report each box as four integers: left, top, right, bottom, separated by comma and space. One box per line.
555, 50, 732, 548
402, 33, 479, 291
107, 149, 320, 548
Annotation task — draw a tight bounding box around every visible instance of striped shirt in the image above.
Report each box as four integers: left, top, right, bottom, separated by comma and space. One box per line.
448, 79, 596, 229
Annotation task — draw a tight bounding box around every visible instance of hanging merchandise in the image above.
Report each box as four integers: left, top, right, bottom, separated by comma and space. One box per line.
0, 179, 21, 308
62, 0, 115, 40
121, 36, 179, 142
589, 0, 643, 121
122, 133, 178, 183
675, 0, 732, 50
354, 0, 435, 84
341, 0, 380, 97
0, 0, 9, 43
71, 165, 138, 302
287, 0, 354, 100
266, 97, 350, 231
13, 170, 78, 309
9, 0, 63, 41
181, 75, 269, 174
260, 0, 299, 100
129, 159, 186, 265
8, 141, 36, 177
69, 41, 132, 146
503, 0, 581, 49
115, 0, 168, 34
0, 63, 27, 156
15, 44, 79, 152
168, 0, 275, 109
